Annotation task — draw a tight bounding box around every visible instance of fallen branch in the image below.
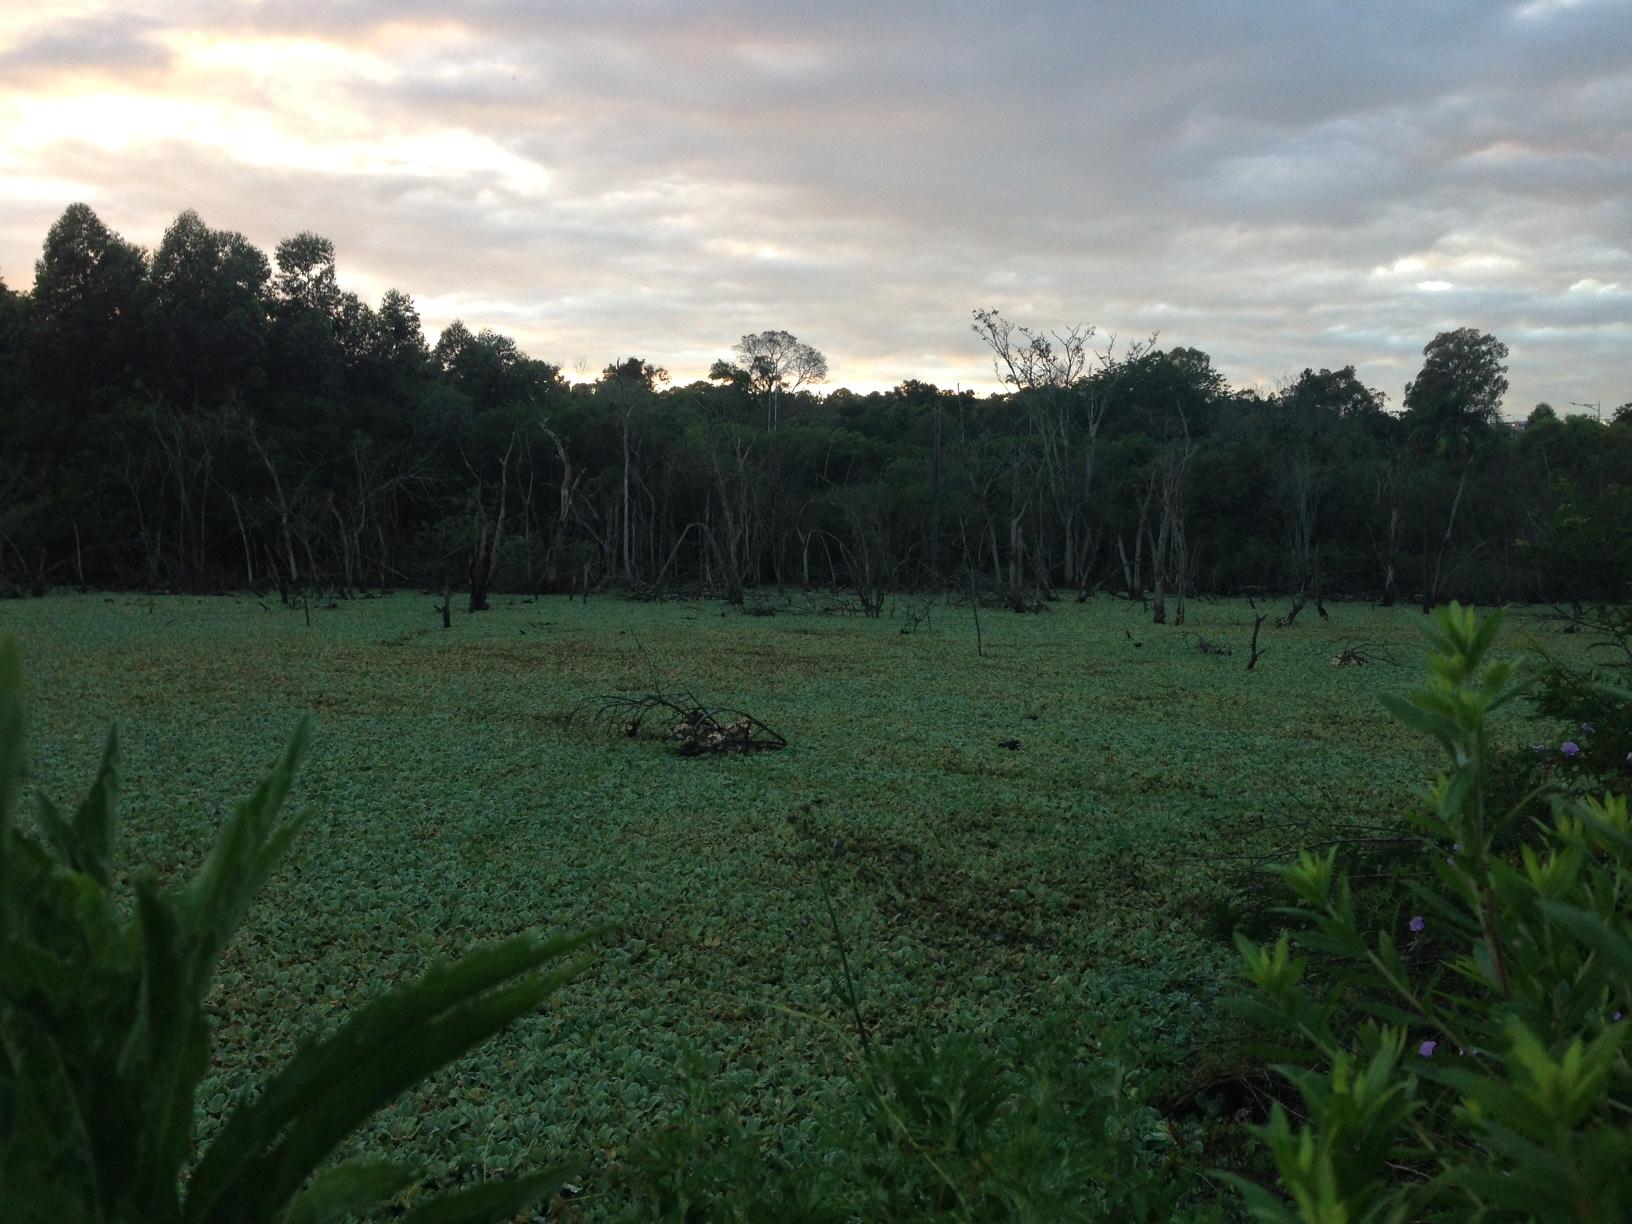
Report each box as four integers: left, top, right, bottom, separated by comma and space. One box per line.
1331, 641, 1396, 667
575, 687, 787, 756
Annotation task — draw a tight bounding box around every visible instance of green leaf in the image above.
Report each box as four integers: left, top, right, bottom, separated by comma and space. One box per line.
31, 793, 79, 873
0, 1014, 99, 1224
127, 877, 208, 1218
1537, 900, 1632, 984
1380, 694, 1462, 749
71, 728, 119, 885
180, 718, 314, 985
280, 1158, 415, 1224
0, 637, 24, 838
396, 1166, 575, 1224
187, 929, 600, 1223
1465, 606, 1504, 674
32, 728, 117, 885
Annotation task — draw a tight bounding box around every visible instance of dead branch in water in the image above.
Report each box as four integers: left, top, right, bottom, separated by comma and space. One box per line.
576, 687, 787, 755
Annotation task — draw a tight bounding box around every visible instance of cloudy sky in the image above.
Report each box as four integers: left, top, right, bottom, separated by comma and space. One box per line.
2, 1, 1628, 411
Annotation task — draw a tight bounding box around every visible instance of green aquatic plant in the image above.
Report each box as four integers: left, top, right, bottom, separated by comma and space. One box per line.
0, 637, 598, 1223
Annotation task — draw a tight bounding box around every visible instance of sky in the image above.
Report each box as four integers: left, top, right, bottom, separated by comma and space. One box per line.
1, 1, 1628, 413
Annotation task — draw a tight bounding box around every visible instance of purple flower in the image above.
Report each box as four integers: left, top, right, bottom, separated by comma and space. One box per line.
1562, 741, 1581, 757
1419, 1040, 1437, 1058
1409, 915, 1425, 933
1615, 1012, 1624, 1023
1580, 722, 1595, 735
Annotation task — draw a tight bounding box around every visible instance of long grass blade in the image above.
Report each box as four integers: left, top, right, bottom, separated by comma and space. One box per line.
396, 1166, 575, 1224
279, 1157, 414, 1224
188, 930, 599, 1222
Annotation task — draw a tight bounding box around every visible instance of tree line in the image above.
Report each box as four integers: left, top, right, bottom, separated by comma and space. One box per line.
1, 203, 1628, 614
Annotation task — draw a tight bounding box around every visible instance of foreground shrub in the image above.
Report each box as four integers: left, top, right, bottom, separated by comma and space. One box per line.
0, 637, 596, 1223
1232, 605, 1631, 1220
1531, 603, 1632, 794
608, 1010, 1223, 1221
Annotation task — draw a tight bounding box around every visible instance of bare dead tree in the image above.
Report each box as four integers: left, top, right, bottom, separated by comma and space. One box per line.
972, 310, 1155, 593
704, 431, 758, 605
329, 436, 421, 597
465, 428, 517, 612
1117, 474, 1156, 603
971, 308, 1094, 391
948, 408, 1011, 592
222, 489, 255, 588
147, 398, 237, 586
596, 358, 668, 584
537, 418, 584, 591
835, 482, 894, 617
1008, 501, 1029, 612
1247, 609, 1269, 670
1280, 447, 1318, 627
929, 394, 944, 574
1150, 414, 1197, 625
1362, 442, 1406, 607
1423, 458, 1472, 613
1072, 342, 1151, 596
240, 414, 300, 598
967, 564, 984, 657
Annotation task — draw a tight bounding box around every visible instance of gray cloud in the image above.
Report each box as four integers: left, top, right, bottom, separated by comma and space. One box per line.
0, 13, 171, 77
1, 0, 1628, 410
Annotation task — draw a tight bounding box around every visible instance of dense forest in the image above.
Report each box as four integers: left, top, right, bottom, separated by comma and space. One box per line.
2, 203, 1628, 612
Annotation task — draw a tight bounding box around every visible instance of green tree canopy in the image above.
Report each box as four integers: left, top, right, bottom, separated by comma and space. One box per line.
31, 203, 147, 409
1282, 366, 1388, 423
1403, 327, 1509, 444
147, 209, 270, 408
273, 231, 341, 317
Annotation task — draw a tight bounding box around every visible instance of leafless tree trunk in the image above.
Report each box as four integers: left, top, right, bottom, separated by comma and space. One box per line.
929, 397, 944, 576
327, 496, 354, 596
467, 429, 517, 612
539, 419, 581, 590
1150, 420, 1197, 625
1365, 447, 1405, 606
1007, 510, 1027, 610
1280, 447, 1317, 626
148, 400, 225, 586
705, 433, 756, 605
1120, 473, 1156, 601
1247, 610, 1268, 670
243, 418, 299, 596
1424, 459, 1471, 612
1151, 502, 1172, 624
1379, 498, 1402, 608
225, 492, 254, 588
837, 484, 893, 617
652, 521, 705, 593
620, 404, 635, 582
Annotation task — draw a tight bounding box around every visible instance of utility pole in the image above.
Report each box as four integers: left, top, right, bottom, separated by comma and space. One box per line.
1569, 400, 1602, 423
